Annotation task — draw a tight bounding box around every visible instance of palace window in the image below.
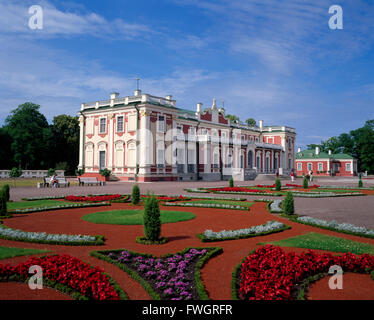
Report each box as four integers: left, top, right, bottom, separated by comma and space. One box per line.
297, 162, 302, 171
318, 163, 323, 171
346, 163, 351, 171
99, 118, 106, 134
157, 149, 165, 167
307, 163, 313, 171
158, 115, 165, 132
189, 127, 195, 136
117, 116, 124, 132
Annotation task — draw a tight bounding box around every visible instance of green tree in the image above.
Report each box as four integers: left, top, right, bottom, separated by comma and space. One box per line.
226, 114, 239, 123
5, 103, 53, 169
131, 184, 140, 205
9, 167, 22, 187
0, 128, 14, 169
143, 194, 161, 241
51, 115, 79, 175
283, 192, 294, 215
245, 118, 256, 127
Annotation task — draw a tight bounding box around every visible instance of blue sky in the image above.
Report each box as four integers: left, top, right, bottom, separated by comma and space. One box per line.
0, 0, 374, 149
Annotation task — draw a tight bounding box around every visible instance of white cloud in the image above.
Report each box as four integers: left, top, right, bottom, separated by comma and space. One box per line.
0, 0, 152, 39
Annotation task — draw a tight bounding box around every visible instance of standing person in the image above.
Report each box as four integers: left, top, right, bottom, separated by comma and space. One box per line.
290, 169, 295, 182
275, 169, 279, 179
309, 170, 313, 182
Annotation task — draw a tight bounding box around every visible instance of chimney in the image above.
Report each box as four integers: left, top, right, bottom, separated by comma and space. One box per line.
211, 98, 217, 110
134, 89, 142, 96
315, 146, 320, 155
328, 150, 332, 155
196, 102, 202, 114
110, 92, 119, 100
166, 95, 172, 100
259, 120, 263, 131
297, 147, 301, 153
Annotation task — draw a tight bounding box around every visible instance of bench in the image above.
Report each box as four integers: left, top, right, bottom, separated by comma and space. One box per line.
57, 177, 70, 187
78, 177, 102, 186
43, 177, 70, 187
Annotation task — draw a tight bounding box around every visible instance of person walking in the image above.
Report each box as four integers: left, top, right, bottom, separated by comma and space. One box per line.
290, 169, 295, 182
309, 170, 313, 182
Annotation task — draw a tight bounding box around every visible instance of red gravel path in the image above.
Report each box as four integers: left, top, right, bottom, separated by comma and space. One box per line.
1, 201, 374, 300
0, 282, 72, 300
307, 273, 374, 300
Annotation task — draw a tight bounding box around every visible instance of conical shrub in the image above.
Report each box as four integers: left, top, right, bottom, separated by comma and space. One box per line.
283, 192, 294, 215
0, 189, 8, 217
143, 194, 161, 241
275, 179, 281, 191
302, 176, 308, 189
131, 184, 140, 205
2, 185, 10, 202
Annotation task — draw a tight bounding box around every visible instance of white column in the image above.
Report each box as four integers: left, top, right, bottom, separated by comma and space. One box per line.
78, 115, 85, 169
108, 113, 114, 170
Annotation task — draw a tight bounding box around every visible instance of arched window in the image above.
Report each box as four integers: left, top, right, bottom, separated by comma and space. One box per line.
247, 150, 253, 168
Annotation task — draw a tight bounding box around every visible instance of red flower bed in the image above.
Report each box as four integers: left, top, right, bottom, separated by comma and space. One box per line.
239, 245, 374, 300
65, 194, 122, 202
210, 187, 262, 193
285, 184, 320, 188
0, 254, 120, 300
140, 195, 188, 201
256, 184, 275, 188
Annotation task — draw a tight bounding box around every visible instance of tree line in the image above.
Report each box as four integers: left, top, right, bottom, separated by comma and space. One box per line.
0, 102, 79, 175
307, 120, 374, 174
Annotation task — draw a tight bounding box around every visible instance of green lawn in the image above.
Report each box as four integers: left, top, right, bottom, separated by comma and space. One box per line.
187, 199, 254, 208
81, 209, 195, 225
7, 200, 76, 211
266, 232, 374, 255
0, 246, 48, 260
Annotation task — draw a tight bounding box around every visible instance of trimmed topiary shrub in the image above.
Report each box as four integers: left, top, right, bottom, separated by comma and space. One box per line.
143, 194, 161, 242
229, 177, 234, 188
302, 176, 308, 189
358, 179, 363, 188
0, 189, 8, 217
283, 192, 294, 215
131, 184, 140, 205
275, 179, 281, 191
2, 185, 10, 202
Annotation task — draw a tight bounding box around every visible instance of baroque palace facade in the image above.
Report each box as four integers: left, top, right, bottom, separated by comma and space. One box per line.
78, 90, 296, 182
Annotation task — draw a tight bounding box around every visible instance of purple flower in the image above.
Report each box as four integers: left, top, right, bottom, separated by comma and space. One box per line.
156, 281, 166, 289
145, 271, 156, 278
163, 288, 174, 295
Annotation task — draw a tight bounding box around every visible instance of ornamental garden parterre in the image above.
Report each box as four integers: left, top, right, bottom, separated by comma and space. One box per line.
0, 181, 374, 300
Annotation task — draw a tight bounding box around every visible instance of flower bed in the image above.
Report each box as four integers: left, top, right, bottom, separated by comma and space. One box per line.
0, 223, 104, 245
255, 184, 275, 188
209, 187, 263, 193
285, 184, 320, 188
268, 200, 283, 213
198, 221, 289, 242
140, 195, 190, 202
0, 254, 125, 300
235, 245, 374, 300
164, 202, 249, 211
184, 188, 210, 194
21, 196, 65, 201
91, 247, 222, 300
65, 194, 122, 202
289, 191, 364, 198
11, 202, 110, 214
294, 216, 374, 239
